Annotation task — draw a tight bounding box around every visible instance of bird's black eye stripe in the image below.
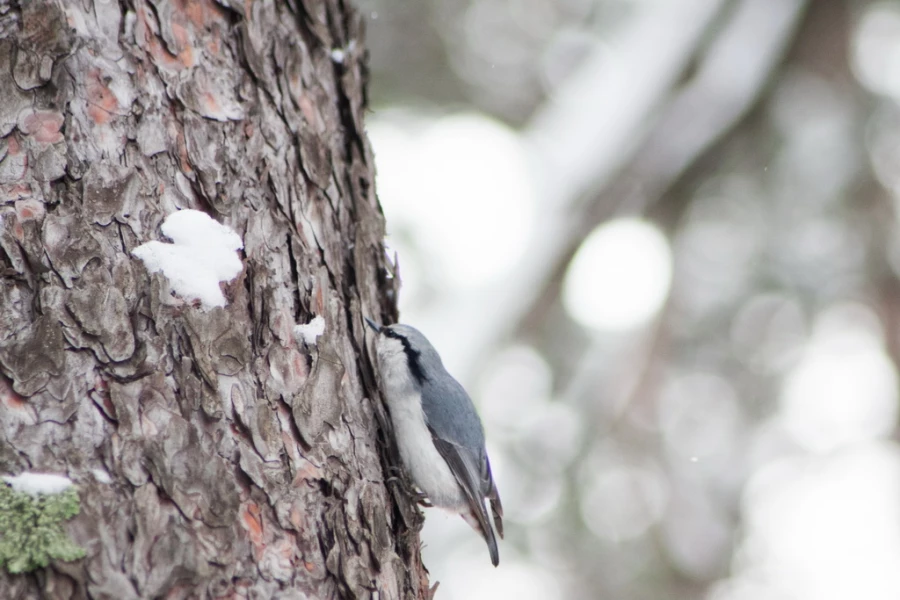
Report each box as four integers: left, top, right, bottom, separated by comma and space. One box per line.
384, 329, 426, 384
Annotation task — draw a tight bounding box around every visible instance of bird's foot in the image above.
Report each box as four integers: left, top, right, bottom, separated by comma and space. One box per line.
414, 491, 433, 508
385, 468, 430, 506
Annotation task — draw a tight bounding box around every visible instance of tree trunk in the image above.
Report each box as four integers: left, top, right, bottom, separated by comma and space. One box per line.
0, 0, 427, 598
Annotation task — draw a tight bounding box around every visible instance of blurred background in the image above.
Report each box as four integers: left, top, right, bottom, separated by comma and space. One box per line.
357, 1, 900, 598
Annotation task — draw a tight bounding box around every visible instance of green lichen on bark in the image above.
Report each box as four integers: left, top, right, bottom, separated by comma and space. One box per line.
0, 483, 85, 573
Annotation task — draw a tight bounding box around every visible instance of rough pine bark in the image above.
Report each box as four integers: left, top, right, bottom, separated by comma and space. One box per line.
0, 0, 429, 597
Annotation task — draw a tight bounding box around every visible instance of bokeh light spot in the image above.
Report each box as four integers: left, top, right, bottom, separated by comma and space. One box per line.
779, 304, 898, 453
852, 2, 900, 100
563, 218, 672, 330
717, 445, 900, 600
368, 112, 536, 294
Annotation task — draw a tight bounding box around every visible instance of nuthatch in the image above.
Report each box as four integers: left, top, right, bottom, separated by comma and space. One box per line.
366, 319, 504, 566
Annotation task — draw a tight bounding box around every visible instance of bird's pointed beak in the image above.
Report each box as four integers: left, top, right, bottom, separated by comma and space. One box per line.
364, 317, 382, 333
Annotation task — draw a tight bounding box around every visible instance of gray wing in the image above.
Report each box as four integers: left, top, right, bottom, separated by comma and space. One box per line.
430, 433, 502, 566
421, 374, 504, 565
420, 373, 486, 448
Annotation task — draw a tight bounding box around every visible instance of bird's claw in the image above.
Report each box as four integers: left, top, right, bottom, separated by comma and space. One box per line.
385, 468, 433, 507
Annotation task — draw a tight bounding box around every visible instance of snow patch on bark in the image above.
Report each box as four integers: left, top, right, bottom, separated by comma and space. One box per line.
294, 316, 326, 345
3, 473, 73, 496
132, 209, 244, 309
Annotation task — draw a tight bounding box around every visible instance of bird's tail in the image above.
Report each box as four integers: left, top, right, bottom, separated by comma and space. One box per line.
488, 479, 504, 539
462, 505, 499, 567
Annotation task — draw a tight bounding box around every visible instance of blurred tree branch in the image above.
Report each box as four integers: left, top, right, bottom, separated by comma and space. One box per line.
458, 0, 809, 379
